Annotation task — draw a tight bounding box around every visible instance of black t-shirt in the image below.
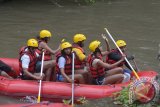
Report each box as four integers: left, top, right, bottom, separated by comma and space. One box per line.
108, 52, 122, 61
108, 50, 134, 70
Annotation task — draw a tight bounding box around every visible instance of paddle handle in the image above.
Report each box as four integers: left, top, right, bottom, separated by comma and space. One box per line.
71, 52, 75, 107
104, 28, 140, 79
37, 51, 45, 103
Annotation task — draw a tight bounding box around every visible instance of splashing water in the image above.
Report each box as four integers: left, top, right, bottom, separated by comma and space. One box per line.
20, 96, 37, 103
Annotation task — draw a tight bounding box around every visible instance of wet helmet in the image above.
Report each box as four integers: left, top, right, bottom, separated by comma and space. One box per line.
61, 42, 72, 50
39, 30, 52, 38
73, 34, 86, 43
27, 38, 38, 47
89, 40, 101, 52
116, 40, 127, 47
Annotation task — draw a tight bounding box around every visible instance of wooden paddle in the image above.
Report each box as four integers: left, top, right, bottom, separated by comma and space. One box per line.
37, 51, 45, 103
104, 28, 140, 79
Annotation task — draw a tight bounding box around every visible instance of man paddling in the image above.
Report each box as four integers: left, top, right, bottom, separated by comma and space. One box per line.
106, 40, 136, 82
72, 34, 87, 73
72, 34, 90, 83
36, 30, 60, 81
19, 38, 44, 80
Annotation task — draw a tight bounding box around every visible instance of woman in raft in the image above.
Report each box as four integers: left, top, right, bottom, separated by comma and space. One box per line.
56, 41, 85, 84
88, 40, 126, 85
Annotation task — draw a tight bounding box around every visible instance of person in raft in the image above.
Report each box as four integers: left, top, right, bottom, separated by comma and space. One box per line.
106, 40, 135, 82
71, 34, 92, 83
56, 41, 85, 84
19, 38, 44, 80
72, 34, 87, 73
36, 30, 60, 81
0, 60, 16, 79
88, 40, 125, 85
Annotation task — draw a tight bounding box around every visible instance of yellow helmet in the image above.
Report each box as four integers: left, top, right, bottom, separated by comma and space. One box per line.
27, 38, 38, 47
89, 40, 101, 52
61, 42, 72, 50
116, 40, 126, 47
40, 30, 52, 38
73, 34, 86, 43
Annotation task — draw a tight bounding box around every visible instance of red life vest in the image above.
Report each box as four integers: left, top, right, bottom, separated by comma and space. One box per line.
72, 43, 86, 70
36, 40, 52, 61
19, 46, 37, 74
56, 53, 72, 75
88, 54, 105, 79
106, 49, 124, 67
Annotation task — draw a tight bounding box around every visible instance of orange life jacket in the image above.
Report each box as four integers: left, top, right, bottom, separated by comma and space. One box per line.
19, 46, 37, 75
72, 43, 86, 70
56, 53, 72, 75
88, 54, 105, 79
36, 40, 52, 61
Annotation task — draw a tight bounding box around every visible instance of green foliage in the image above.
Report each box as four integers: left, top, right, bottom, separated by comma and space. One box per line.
113, 86, 137, 107
62, 99, 71, 105
76, 97, 88, 104
113, 86, 160, 107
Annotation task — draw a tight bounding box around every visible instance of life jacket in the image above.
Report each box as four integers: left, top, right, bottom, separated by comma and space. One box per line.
72, 43, 86, 69
88, 54, 105, 79
36, 40, 52, 61
106, 49, 125, 67
56, 53, 72, 75
19, 46, 37, 75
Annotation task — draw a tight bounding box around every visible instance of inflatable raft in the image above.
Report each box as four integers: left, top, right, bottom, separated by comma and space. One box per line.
0, 58, 158, 100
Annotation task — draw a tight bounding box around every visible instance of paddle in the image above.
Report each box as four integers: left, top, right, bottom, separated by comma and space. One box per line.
104, 28, 140, 79
71, 52, 75, 107
102, 33, 139, 72
103, 28, 156, 103
132, 59, 140, 72
37, 51, 45, 103
102, 32, 140, 72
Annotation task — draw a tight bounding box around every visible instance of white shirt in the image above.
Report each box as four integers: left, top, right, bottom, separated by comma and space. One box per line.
20, 48, 39, 69
21, 54, 30, 69
58, 56, 66, 69
92, 58, 101, 68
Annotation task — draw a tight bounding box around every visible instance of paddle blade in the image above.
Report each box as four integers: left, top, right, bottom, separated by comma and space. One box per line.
61, 39, 65, 43
37, 96, 40, 103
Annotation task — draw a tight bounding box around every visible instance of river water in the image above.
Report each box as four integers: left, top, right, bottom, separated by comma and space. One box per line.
0, 0, 160, 106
